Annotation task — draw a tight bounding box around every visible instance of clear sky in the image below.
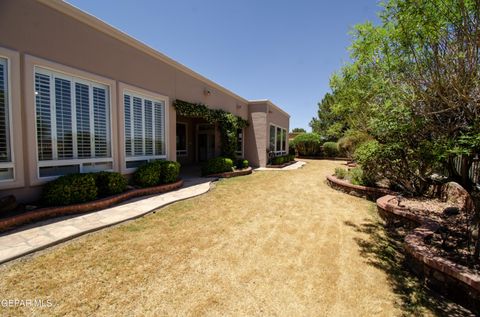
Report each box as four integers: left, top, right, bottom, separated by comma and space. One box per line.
67, 0, 381, 131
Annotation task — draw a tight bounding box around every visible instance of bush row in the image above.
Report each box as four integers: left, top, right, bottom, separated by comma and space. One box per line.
290, 133, 347, 157
42, 160, 180, 206
271, 154, 295, 165
201, 157, 250, 175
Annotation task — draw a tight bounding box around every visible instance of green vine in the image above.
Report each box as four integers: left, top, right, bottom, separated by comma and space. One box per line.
174, 100, 249, 158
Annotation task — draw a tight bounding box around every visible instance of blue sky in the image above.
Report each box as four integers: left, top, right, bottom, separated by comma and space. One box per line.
68, 0, 381, 131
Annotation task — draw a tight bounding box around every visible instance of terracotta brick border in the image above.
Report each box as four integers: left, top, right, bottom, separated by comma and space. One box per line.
207, 167, 252, 178
0, 179, 184, 232
326, 175, 397, 201
377, 195, 480, 313
266, 161, 296, 168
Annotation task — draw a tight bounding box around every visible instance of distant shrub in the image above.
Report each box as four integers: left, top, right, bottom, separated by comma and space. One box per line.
322, 142, 339, 157
160, 161, 181, 183
93, 172, 128, 196
338, 130, 371, 158
334, 167, 348, 179
235, 159, 249, 169
291, 133, 322, 156
42, 173, 97, 206
271, 154, 295, 165
202, 157, 234, 175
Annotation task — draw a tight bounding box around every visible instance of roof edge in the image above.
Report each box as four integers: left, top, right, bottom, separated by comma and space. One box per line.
39, 0, 249, 104
248, 99, 290, 118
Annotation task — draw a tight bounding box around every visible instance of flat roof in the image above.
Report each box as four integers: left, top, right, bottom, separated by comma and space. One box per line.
39, 0, 288, 116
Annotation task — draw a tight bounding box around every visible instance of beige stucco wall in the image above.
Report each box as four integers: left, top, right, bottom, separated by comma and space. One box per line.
0, 0, 252, 201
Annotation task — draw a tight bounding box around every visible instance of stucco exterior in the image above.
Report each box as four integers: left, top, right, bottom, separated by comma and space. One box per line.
0, 0, 289, 202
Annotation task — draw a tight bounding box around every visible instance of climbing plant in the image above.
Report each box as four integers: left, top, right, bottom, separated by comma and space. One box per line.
174, 100, 249, 158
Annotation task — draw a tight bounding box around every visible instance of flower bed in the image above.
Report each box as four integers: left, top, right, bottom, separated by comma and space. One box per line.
377, 195, 480, 313
207, 167, 252, 178
326, 175, 396, 201
0, 179, 183, 232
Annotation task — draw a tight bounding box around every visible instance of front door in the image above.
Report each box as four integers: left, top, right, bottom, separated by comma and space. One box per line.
197, 124, 215, 162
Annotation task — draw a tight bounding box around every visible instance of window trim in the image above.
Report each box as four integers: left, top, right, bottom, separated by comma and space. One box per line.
0, 55, 15, 182
269, 123, 287, 156
176, 121, 188, 157
120, 85, 170, 173
33, 66, 114, 180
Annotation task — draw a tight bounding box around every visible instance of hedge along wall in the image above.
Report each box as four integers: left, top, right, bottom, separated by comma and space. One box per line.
174, 100, 249, 158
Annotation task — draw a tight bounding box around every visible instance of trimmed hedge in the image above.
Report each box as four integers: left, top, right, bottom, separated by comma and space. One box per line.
235, 158, 249, 169
134, 160, 181, 187
271, 154, 295, 165
291, 133, 322, 156
93, 172, 128, 197
322, 142, 339, 157
202, 157, 234, 175
42, 173, 97, 206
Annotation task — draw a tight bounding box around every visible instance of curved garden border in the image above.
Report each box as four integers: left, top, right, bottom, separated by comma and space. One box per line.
377, 195, 480, 313
0, 179, 184, 232
207, 167, 252, 178
297, 156, 350, 161
326, 175, 397, 201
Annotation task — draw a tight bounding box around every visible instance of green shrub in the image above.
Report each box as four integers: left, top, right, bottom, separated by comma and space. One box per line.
93, 172, 128, 196
272, 156, 285, 165
348, 167, 365, 185
134, 160, 181, 187
323, 142, 339, 157
160, 161, 181, 183
338, 130, 372, 158
291, 133, 322, 156
288, 154, 295, 162
235, 159, 249, 169
334, 167, 348, 179
202, 157, 234, 175
42, 173, 97, 206
134, 161, 162, 188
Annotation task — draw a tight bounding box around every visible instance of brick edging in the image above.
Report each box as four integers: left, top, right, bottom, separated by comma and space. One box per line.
0, 179, 184, 232
207, 167, 252, 178
326, 175, 397, 201
376, 195, 480, 311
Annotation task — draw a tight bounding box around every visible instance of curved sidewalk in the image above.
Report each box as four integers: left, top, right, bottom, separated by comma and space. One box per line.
0, 178, 214, 265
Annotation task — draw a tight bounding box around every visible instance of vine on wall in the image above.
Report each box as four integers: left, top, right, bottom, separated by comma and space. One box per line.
174, 100, 249, 158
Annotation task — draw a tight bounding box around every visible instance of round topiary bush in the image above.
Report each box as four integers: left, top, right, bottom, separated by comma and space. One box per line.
322, 141, 339, 157
93, 172, 128, 196
160, 161, 181, 184
235, 158, 249, 169
42, 173, 98, 206
202, 157, 234, 175
133, 161, 162, 188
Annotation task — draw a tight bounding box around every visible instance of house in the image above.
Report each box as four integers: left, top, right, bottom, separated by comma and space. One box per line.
0, 0, 290, 202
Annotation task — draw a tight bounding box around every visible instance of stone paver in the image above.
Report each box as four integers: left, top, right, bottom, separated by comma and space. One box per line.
0, 178, 213, 264
255, 160, 306, 171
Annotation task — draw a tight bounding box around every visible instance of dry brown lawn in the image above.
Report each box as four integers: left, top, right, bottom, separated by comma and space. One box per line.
0, 160, 472, 316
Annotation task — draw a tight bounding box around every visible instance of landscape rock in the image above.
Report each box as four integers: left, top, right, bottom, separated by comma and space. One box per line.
440, 182, 475, 212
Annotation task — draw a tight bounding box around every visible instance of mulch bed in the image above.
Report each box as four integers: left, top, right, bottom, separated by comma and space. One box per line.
207, 167, 252, 178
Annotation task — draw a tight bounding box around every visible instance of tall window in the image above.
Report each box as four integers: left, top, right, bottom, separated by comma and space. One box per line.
0, 57, 13, 181
269, 124, 287, 155
176, 122, 187, 157
236, 128, 243, 157
124, 91, 166, 168
34, 67, 112, 178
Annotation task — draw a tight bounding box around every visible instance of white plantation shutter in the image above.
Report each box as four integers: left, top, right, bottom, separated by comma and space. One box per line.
93, 86, 109, 158
0, 59, 10, 163
34, 67, 112, 177
35, 73, 53, 161
154, 101, 165, 155
124, 92, 166, 160
75, 82, 90, 158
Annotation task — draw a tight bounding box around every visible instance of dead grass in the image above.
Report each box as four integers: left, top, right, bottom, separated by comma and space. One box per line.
0, 160, 472, 316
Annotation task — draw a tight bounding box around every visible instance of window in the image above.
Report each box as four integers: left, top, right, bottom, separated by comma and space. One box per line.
176, 122, 187, 157
0, 57, 13, 181
269, 124, 287, 156
235, 128, 244, 157
34, 67, 112, 178
124, 91, 166, 168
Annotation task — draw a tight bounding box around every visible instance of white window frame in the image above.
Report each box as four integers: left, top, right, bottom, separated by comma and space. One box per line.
176, 122, 188, 157
235, 127, 244, 158
0, 56, 14, 182
269, 124, 287, 156
123, 89, 168, 171
33, 66, 114, 180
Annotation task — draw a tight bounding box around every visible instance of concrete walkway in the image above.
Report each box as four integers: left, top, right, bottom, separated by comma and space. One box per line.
255, 160, 306, 171
0, 178, 214, 264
